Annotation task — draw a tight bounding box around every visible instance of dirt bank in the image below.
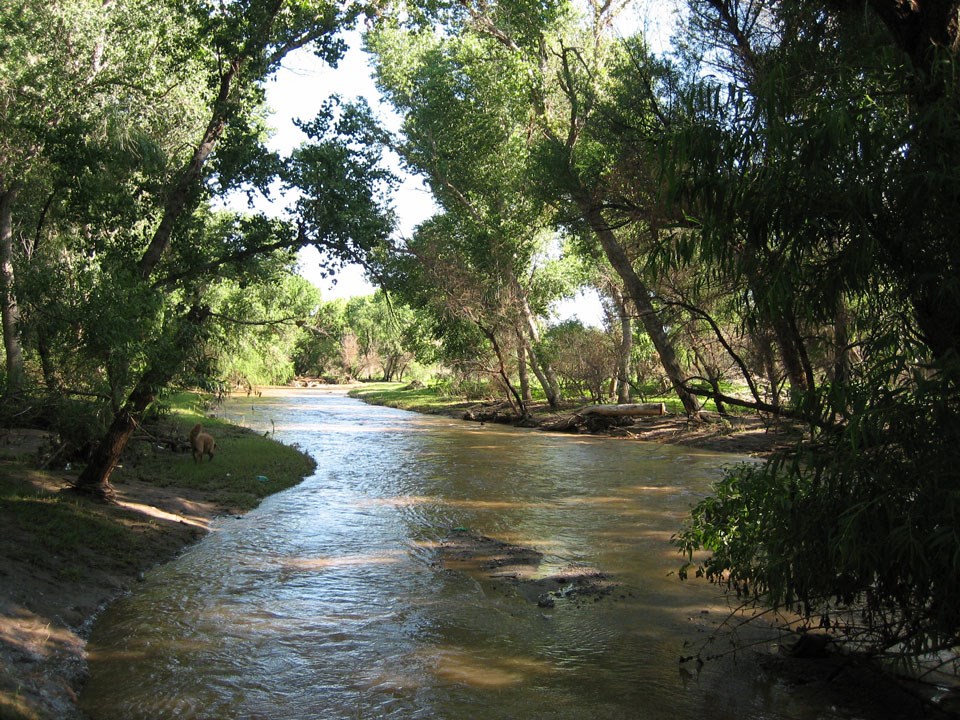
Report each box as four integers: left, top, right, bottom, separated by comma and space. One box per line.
0, 462, 227, 719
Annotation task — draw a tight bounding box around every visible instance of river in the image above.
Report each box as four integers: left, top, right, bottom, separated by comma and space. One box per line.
79, 390, 909, 719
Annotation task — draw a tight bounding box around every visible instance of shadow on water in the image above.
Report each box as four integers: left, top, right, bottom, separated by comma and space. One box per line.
80, 392, 927, 719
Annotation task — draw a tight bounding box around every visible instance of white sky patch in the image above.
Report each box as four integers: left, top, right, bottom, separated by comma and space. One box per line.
259, 31, 437, 301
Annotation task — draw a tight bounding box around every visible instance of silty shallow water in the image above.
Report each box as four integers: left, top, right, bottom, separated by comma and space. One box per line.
79, 390, 895, 719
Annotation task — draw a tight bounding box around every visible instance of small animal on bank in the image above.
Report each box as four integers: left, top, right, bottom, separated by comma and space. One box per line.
190, 423, 217, 463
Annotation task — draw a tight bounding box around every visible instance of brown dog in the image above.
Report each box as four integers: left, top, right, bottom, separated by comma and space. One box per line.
190, 423, 216, 463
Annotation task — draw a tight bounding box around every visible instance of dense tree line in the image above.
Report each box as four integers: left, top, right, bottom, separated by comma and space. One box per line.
3, 0, 959, 671
0, 0, 396, 500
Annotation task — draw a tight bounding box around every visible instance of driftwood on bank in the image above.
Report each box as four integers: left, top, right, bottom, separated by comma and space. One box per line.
463, 403, 520, 425
575, 403, 666, 418
544, 402, 667, 433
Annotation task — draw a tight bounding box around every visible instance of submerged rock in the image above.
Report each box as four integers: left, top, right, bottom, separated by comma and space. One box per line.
435, 529, 622, 607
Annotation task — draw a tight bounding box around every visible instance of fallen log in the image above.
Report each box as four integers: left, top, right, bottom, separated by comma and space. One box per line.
576, 402, 666, 418
542, 402, 668, 433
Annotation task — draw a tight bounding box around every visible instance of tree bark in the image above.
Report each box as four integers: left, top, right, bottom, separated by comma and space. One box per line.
613, 287, 633, 404
771, 313, 809, 400
516, 331, 532, 403
72, 388, 149, 501
73, 306, 210, 499
577, 198, 700, 415
478, 323, 526, 417
0, 188, 25, 397
517, 293, 561, 407
578, 402, 666, 417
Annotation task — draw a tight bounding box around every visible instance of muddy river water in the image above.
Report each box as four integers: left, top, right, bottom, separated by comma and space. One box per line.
79, 390, 904, 719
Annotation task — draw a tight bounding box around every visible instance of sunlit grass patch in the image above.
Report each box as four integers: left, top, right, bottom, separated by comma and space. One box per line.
349, 382, 460, 413
114, 393, 316, 511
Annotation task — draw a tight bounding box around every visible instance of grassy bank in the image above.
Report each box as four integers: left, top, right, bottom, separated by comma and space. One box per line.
119, 391, 317, 511
0, 391, 316, 720
348, 381, 711, 417
348, 382, 471, 415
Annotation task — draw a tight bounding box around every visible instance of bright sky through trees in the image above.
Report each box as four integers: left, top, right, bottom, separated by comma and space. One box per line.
263, 1, 679, 318
263, 31, 436, 299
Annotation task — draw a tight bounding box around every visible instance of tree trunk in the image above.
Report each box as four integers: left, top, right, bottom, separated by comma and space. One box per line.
613, 288, 633, 404
138, 61, 243, 278
578, 199, 700, 415
771, 313, 809, 401
37, 332, 64, 394
517, 331, 532, 403
0, 188, 26, 398
578, 402, 666, 417
757, 329, 781, 411
73, 387, 150, 502
517, 294, 561, 408
479, 323, 526, 417
73, 306, 210, 499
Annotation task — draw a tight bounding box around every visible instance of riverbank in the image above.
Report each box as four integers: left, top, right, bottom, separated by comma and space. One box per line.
0, 395, 316, 720
348, 382, 805, 458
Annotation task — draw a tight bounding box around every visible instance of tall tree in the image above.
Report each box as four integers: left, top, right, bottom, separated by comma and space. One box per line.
368, 24, 566, 407
668, 0, 960, 664
73, 1, 379, 499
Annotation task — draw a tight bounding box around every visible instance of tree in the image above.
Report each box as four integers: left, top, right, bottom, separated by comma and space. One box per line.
381, 211, 532, 413
667, 0, 960, 666
71, 0, 382, 499
368, 22, 567, 408
373, 0, 702, 414
545, 319, 617, 402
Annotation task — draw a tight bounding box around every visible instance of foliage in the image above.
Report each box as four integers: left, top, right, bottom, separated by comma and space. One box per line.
544, 320, 617, 402
199, 272, 321, 389
664, 0, 960, 665
678, 362, 960, 658
292, 291, 431, 382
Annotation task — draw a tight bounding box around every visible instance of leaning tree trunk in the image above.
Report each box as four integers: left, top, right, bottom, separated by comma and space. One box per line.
73, 384, 154, 502
478, 322, 526, 418
0, 188, 26, 398
73, 306, 210, 500
578, 200, 699, 415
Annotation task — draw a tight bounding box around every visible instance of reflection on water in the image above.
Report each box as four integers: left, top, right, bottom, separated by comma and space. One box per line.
79, 393, 860, 719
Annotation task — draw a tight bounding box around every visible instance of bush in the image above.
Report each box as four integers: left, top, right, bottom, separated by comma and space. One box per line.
676, 369, 960, 666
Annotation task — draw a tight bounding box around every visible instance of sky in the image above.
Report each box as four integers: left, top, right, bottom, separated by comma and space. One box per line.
258, 1, 680, 320
261, 32, 436, 300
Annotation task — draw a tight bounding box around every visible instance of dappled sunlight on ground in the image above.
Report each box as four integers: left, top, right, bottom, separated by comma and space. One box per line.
115, 500, 209, 530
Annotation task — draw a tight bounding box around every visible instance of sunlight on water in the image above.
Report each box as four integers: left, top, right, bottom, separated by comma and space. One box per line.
80, 392, 872, 720
418, 646, 556, 688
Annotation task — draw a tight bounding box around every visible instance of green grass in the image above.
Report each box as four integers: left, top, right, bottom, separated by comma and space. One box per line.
351, 381, 741, 418
349, 382, 463, 414
115, 391, 317, 511
0, 467, 136, 553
